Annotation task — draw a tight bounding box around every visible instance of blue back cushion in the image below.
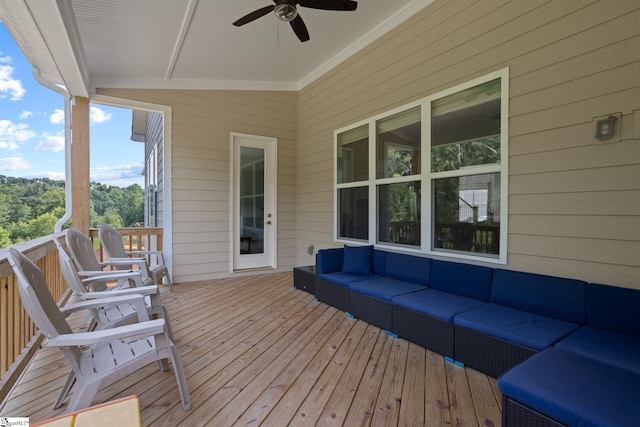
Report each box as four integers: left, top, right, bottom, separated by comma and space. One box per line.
342, 245, 373, 275
372, 249, 387, 276
587, 283, 640, 339
430, 260, 493, 301
491, 269, 586, 323
385, 252, 430, 286
316, 248, 343, 274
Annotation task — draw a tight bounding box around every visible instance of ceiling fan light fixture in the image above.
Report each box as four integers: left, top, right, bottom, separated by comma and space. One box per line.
274, 4, 298, 22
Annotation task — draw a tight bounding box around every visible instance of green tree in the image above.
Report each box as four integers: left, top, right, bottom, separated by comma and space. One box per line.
119, 184, 144, 226
37, 188, 66, 217
25, 211, 60, 238
0, 226, 12, 248
102, 208, 124, 228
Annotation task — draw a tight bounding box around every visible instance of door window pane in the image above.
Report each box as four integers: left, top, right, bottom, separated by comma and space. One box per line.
338, 187, 368, 240
431, 79, 501, 172
433, 173, 500, 256
378, 181, 421, 246
337, 125, 369, 183
239, 146, 265, 255
376, 106, 421, 178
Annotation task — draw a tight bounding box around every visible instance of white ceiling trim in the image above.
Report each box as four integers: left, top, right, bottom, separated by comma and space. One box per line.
164, 0, 199, 80
24, 0, 89, 97
89, 76, 299, 93
297, 0, 434, 90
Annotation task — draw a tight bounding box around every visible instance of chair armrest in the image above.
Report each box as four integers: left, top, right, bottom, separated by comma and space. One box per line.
60, 294, 150, 321
79, 269, 133, 276
81, 286, 157, 299
82, 271, 144, 288
46, 319, 165, 347
103, 258, 147, 267
125, 251, 166, 265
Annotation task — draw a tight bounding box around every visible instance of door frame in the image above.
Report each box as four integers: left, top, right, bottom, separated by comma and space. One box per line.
230, 132, 278, 271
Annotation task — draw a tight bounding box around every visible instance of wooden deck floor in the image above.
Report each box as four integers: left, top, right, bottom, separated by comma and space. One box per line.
0, 272, 502, 426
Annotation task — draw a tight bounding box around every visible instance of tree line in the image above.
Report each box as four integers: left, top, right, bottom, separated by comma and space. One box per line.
0, 175, 144, 248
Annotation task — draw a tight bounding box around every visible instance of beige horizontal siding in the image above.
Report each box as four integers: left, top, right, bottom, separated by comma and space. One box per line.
297, 0, 640, 287
97, 88, 298, 282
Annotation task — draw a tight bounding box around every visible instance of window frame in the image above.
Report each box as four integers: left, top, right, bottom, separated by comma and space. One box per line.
334, 68, 509, 264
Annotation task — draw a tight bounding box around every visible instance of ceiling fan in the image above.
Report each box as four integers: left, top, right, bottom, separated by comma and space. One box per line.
233, 0, 358, 43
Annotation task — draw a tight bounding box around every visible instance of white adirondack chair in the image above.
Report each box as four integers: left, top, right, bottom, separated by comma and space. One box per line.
54, 236, 171, 330
6, 247, 191, 413
99, 224, 173, 290
65, 228, 154, 291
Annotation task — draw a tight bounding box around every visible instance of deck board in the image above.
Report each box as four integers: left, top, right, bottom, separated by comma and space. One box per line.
0, 272, 502, 426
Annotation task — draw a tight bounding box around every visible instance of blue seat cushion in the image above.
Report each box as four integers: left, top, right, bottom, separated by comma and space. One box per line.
349, 277, 426, 302
384, 252, 431, 286
499, 348, 640, 427
318, 272, 377, 287
587, 283, 640, 339
555, 326, 640, 375
430, 260, 493, 301
454, 304, 580, 351
342, 245, 373, 275
491, 269, 586, 324
393, 289, 487, 322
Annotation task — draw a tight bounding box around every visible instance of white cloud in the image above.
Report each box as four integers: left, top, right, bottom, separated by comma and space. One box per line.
50, 108, 65, 124
24, 171, 65, 180
90, 163, 144, 186
0, 140, 19, 151
0, 63, 26, 101
90, 106, 112, 124
0, 120, 36, 149
0, 156, 32, 171
20, 110, 32, 119
34, 132, 65, 152
48, 106, 113, 125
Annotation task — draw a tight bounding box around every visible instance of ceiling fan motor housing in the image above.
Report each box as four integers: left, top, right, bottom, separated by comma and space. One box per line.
274, 1, 298, 22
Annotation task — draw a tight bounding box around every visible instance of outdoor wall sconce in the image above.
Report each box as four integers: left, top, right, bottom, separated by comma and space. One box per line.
595, 115, 618, 141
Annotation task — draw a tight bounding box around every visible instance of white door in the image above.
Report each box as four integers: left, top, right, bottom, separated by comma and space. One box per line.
231, 133, 277, 270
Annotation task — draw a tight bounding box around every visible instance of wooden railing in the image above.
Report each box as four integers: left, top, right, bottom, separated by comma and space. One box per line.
0, 227, 165, 403
434, 222, 500, 254
0, 233, 68, 403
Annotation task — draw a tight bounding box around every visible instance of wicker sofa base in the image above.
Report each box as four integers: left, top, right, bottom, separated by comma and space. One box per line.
393, 306, 454, 358
315, 278, 350, 313
349, 291, 393, 331
454, 326, 537, 378
502, 395, 566, 427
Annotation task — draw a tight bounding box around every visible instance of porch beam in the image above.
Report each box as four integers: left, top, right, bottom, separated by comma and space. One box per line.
71, 96, 90, 234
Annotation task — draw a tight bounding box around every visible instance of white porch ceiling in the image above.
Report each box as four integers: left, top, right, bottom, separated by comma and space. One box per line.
1, 0, 433, 95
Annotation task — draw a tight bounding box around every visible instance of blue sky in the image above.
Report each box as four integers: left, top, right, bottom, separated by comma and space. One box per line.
0, 22, 144, 187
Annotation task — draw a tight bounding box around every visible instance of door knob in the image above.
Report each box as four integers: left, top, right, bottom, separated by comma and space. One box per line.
266, 220, 272, 225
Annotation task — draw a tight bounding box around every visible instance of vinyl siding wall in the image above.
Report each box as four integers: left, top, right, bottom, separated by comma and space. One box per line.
296, 0, 640, 288
145, 112, 164, 227
96, 89, 298, 283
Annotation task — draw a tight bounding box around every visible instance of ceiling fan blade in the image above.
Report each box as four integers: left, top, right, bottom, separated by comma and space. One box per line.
298, 0, 357, 11
290, 14, 310, 42
233, 5, 275, 26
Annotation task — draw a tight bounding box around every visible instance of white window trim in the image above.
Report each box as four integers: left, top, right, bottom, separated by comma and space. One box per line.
334, 68, 509, 265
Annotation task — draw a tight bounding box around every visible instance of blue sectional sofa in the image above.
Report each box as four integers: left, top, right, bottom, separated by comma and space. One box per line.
314, 245, 640, 426
392, 259, 493, 358
498, 283, 640, 427
316, 245, 430, 330
454, 269, 587, 377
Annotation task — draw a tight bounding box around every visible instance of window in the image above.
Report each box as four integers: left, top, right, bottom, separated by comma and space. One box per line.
336, 124, 369, 241
335, 69, 508, 263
